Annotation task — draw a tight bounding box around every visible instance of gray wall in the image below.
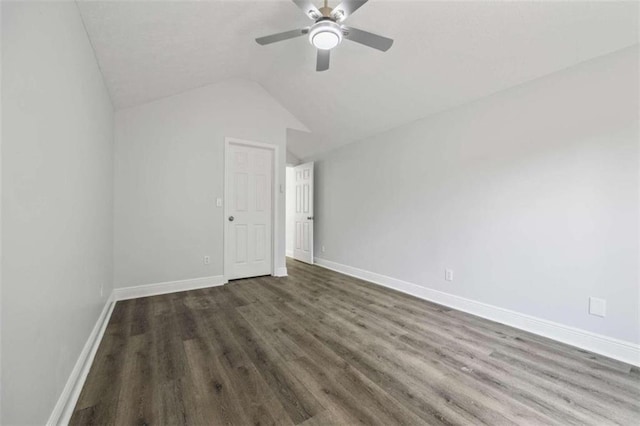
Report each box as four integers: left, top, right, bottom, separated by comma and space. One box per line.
114, 79, 306, 287
311, 46, 639, 344
1, 2, 114, 424
286, 149, 301, 166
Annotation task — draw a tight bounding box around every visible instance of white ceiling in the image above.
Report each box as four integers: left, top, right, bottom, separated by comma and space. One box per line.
78, 0, 639, 159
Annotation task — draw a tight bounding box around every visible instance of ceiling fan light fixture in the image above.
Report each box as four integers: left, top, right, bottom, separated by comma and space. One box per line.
309, 20, 342, 50
255, 0, 393, 71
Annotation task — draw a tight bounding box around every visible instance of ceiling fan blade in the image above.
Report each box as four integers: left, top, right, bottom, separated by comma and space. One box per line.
292, 0, 322, 20
316, 49, 330, 71
343, 26, 393, 51
256, 28, 308, 45
331, 0, 369, 22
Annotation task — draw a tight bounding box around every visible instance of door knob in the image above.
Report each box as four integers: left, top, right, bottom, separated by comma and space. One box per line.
228, 216, 234, 222
307, 216, 314, 220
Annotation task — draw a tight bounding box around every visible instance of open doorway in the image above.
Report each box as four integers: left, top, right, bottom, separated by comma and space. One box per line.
286, 162, 314, 264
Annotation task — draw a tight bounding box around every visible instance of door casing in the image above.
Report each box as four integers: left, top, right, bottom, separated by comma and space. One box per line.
223, 137, 279, 282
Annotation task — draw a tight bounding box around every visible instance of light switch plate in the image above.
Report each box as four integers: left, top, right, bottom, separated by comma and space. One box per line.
589, 297, 606, 317
216, 198, 223, 207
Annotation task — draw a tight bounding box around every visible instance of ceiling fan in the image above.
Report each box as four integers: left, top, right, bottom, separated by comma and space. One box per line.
256, 0, 393, 72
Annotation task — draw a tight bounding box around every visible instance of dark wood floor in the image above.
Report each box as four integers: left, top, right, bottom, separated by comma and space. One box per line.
71, 258, 640, 425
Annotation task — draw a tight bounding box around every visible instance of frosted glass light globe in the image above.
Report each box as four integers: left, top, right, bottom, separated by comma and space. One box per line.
309, 21, 343, 50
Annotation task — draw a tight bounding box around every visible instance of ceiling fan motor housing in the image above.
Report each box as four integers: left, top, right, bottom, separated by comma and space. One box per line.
319, 6, 333, 17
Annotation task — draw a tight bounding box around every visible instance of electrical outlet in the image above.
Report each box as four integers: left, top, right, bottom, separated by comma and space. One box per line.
204, 256, 211, 265
589, 297, 606, 317
445, 269, 454, 282
321, 245, 326, 253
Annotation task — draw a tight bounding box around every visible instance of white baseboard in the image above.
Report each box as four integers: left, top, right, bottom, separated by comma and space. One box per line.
114, 275, 226, 301
47, 275, 226, 424
47, 293, 116, 426
286, 250, 294, 258
314, 257, 640, 367
274, 267, 288, 277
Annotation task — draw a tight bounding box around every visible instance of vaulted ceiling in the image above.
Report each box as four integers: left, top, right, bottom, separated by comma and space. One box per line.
78, 0, 639, 159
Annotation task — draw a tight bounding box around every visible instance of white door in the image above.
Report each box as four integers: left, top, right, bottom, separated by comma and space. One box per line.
225, 141, 273, 280
293, 162, 314, 264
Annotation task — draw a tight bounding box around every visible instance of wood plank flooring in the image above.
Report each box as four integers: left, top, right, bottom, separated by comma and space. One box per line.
71, 259, 640, 425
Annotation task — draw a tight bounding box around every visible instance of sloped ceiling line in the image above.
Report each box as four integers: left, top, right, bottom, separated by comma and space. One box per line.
78, 0, 639, 158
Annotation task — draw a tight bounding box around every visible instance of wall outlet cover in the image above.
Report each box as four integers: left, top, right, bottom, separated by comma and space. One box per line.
589, 297, 606, 317
445, 269, 454, 281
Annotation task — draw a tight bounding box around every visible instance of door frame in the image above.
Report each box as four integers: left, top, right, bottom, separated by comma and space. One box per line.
223, 137, 279, 282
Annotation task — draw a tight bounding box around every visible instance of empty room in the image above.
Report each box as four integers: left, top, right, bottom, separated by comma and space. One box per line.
1, 0, 639, 425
